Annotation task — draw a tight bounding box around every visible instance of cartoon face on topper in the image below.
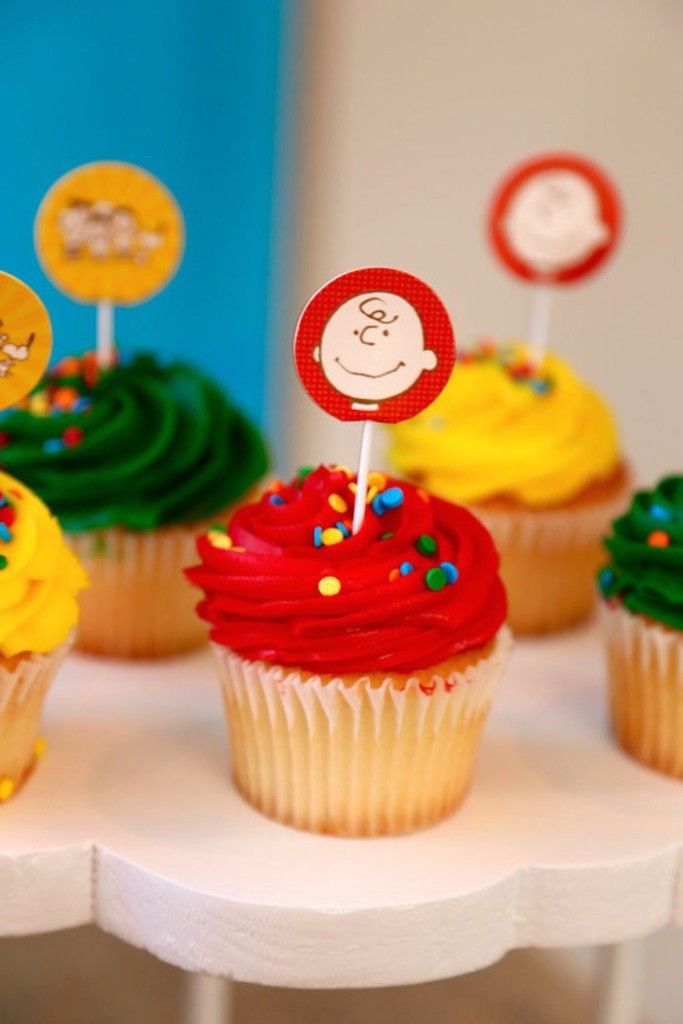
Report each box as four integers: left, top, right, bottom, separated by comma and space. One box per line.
294, 268, 455, 423
0, 273, 52, 411
488, 153, 621, 285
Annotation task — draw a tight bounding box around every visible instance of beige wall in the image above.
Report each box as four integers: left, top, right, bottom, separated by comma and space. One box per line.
284, 0, 683, 485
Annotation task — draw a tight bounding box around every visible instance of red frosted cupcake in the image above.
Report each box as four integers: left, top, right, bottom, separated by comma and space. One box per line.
188, 465, 510, 836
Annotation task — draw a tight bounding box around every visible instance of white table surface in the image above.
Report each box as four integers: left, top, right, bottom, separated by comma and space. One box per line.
0, 622, 681, 988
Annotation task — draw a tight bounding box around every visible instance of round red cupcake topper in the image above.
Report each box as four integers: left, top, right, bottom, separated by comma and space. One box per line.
488, 152, 622, 285
293, 267, 455, 423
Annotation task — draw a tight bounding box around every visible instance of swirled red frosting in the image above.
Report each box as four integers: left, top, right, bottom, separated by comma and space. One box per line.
187, 466, 507, 675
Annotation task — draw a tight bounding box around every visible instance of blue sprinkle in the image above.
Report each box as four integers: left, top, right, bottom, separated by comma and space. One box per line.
313, 526, 323, 548
440, 561, 459, 584
399, 561, 414, 575
650, 503, 673, 522
599, 567, 616, 589
0, 498, 8, 508
42, 438, 64, 454
336, 521, 351, 538
530, 379, 551, 394
371, 495, 385, 516
73, 398, 92, 413
379, 486, 404, 510
0, 523, 11, 542
269, 495, 285, 506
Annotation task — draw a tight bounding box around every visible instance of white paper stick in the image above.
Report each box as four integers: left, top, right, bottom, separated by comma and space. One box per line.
352, 420, 373, 534
527, 283, 553, 369
96, 300, 115, 367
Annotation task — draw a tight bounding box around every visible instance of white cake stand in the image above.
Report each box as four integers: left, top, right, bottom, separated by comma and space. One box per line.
0, 622, 680, 1023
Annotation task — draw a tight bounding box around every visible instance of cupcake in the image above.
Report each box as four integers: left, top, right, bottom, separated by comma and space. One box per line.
0, 351, 268, 658
390, 341, 630, 635
599, 476, 683, 779
0, 470, 87, 800
187, 465, 510, 836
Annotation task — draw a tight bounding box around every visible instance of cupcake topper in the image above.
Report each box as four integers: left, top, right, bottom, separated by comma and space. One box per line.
35, 161, 184, 368
0, 273, 52, 411
487, 152, 622, 367
294, 267, 455, 532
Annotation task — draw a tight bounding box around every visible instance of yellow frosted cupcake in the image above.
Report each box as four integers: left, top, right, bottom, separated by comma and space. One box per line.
0, 470, 87, 799
390, 341, 629, 634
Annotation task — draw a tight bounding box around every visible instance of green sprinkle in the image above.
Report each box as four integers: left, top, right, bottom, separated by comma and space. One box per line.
209, 522, 228, 533
0, 555, 7, 570
297, 466, 314, 479
415, 534, 437, 557
380, 532, 394, 540
425, 567, 448, 591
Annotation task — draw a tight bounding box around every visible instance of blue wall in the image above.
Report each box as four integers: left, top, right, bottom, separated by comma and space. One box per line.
0, 0, 286, 421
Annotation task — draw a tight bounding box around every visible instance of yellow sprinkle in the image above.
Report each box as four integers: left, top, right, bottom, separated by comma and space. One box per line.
328, 494, 347, 514
365, 486, 378, 505
318, 575, 341, 596
368, 471, 387, 489
29, 394, 49, 416
208, 530, 233, 550
332, 464, 352, 476
0, 777, 15, 802
321, 527, 344, 546
34, 737, 46, 759
348, 482, 357, 494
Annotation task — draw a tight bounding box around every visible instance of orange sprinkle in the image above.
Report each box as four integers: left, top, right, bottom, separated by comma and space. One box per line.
648, 530, 671, 548
389, 568, 400, 582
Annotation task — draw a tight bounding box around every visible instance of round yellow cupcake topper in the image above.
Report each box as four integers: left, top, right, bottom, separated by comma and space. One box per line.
0, 273, 52, 411
34, 161, 184, 305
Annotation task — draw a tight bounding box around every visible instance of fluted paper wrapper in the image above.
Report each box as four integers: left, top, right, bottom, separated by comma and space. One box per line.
67, 488, 262, 659
0, 635, 73, 800
473, 484, 629, 636
602, 603, 683, 779
212, 628, 512, 837
68, 523, 207, 658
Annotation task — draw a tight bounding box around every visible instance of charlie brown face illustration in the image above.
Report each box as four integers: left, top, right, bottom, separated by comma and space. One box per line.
313, 292, 437, 410
502, 170, 609, 274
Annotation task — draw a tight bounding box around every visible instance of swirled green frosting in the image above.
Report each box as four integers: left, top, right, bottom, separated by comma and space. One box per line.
598, 476, 683, 629
0, 352, 268, 533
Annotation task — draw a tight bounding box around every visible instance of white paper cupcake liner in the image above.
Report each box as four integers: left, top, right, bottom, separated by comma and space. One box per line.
68, 521, 213, 658
0, 633, 73, 798
602, 602, 683, 778
471, 485, 629, 553
212, 628, 512, 836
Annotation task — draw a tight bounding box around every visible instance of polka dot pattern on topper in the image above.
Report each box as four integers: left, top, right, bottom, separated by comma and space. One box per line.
293, 267, 456, 423
487, 152, 622, 286
35, 161, 184, 305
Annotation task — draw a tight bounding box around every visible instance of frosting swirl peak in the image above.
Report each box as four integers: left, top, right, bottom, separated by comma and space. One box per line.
390, 342, 620, 507
0, 470, 87, 658
187, 466, 506, 674
599, 476, 683, 630
0, 351, 268, 532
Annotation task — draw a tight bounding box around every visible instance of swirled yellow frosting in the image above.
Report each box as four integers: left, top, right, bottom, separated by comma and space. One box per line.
0, 471, 87, 658
389, 342, 620, 508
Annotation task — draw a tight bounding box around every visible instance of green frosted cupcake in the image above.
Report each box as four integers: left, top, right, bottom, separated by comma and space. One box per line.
0, 351, 268, 657
598, 476, 683, 778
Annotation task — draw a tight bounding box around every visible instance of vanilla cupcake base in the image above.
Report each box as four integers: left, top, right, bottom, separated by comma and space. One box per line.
68, 523, 209, 659
68, 490, 261, 659
0, 636, 73, 801
212, 628, 512, 837
474, 485, 629, 636
602, 603, 683, 779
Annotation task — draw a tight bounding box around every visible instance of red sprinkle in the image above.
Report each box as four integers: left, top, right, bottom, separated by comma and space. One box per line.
62, 426, 84, 447
0, 433, 10, 449
0, 505, 16, 527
